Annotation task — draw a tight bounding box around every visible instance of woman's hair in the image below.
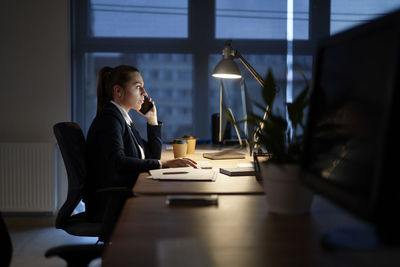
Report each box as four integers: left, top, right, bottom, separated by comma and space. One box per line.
96, 65, 140, 114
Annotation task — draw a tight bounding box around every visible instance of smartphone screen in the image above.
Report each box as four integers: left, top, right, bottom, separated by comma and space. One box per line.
140, 96, 154, 114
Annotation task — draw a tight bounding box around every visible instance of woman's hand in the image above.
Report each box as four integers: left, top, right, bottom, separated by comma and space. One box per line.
141, 98, 158, 125
162, 158, 198, 168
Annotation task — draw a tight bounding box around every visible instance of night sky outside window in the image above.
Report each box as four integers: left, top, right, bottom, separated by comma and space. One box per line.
90, 0, 188, 37
331, 0, 400, 35
215, 0, 309, 40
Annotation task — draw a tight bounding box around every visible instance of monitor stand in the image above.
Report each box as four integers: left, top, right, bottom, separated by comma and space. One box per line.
222, 139, 247, 146
321, 227, 386, 250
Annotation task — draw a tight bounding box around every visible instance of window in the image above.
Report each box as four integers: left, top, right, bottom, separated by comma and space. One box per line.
215, 0, 309, 40
330, 0, 400, 35
72, 0, 313, 140
76, 0, 397, 140
89, 0, 188, 37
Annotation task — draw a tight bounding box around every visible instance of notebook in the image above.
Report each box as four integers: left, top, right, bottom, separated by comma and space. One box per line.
203, 150, 246, 160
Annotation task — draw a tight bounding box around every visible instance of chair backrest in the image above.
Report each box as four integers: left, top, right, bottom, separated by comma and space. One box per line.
0, 212, 12, 267
53, 122, 87, 228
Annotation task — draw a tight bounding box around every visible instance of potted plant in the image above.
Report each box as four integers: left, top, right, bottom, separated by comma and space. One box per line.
248, 68, 314, 215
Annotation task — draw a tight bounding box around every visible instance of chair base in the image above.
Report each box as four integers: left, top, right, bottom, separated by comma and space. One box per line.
45, 244, 103, 267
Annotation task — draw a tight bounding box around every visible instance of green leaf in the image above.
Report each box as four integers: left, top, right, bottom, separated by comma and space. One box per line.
287, 85, 309, 131
247, 66, 310, 164
262, 69, 277, 108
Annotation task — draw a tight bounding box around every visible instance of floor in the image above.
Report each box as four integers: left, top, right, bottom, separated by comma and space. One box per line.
4, 215, 101, 267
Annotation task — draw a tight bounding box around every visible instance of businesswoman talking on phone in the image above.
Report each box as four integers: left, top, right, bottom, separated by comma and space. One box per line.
85, 65, 197, 221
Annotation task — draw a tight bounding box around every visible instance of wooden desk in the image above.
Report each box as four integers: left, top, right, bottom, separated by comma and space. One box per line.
133, 147, 264, 195
102, 195, 400, 267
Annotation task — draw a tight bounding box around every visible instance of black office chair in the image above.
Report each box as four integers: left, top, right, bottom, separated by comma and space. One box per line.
47, 122, 133, 266
0, 212, 12, 267
53, 122, 102, 238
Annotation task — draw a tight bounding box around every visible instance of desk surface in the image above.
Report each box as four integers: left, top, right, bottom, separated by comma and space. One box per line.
102, 195, 400, 267
133, 146, 264, 195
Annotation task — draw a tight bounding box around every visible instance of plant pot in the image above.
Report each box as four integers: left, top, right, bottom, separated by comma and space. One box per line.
260, 163, 314, 215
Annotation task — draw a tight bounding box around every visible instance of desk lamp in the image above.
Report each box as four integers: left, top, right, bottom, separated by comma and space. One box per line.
212, 41, 265, 87
212, 41, 269, 150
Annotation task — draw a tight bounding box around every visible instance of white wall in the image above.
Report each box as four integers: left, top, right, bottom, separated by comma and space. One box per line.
0, 0, 71, 141
0, 0, 71, 211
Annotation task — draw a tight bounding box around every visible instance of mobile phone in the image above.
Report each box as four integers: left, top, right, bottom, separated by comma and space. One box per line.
166, 194, 218, 206
140, 96, 154, 114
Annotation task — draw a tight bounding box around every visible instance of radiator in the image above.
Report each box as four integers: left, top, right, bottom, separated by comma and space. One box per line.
0, 142, 56, 212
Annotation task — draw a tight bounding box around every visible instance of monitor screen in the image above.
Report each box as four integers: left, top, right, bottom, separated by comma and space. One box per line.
301, 9, 400, 246
217, 78, 255, 148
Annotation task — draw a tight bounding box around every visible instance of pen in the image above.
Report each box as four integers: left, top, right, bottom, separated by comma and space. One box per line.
162, 171, 189, 175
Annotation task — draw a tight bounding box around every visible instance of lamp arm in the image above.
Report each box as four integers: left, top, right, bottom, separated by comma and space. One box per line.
235, 50, 270, 152
235, 51, 265, 88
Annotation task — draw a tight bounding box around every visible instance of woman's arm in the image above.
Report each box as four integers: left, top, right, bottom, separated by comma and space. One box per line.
142, 122, 162, 160
96, 114, 160, 174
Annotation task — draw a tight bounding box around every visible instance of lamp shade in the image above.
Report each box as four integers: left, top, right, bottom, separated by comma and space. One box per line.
212, 42, 242, 79
212, 59, 242, 79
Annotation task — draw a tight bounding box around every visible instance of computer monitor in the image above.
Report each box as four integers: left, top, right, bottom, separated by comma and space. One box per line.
241, 78, 262, 156
301, 9, 400, 248
205, 78, 255, 160
217, 78, 255, 147
218, 79, 231, 144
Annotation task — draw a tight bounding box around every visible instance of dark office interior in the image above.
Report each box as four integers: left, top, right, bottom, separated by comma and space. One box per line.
1, 0, 400, 266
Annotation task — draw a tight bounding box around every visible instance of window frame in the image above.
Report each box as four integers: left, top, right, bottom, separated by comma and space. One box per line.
71, 0, 325, 138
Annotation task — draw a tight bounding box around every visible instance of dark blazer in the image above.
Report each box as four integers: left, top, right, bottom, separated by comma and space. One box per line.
85, 102, 162, 219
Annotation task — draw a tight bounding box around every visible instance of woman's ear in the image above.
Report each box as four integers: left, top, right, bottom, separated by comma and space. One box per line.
113, 85, 123, 99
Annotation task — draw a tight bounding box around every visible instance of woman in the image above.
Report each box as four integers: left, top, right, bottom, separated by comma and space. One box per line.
85, 65, 197, 221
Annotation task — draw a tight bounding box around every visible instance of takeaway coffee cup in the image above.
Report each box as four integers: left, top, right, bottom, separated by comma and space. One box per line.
173, 139, 187, 158
182, 135, 197, 154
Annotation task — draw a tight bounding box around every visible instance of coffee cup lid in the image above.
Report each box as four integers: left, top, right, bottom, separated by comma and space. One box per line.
182, 134, 197, 140
174, 139, 187, 144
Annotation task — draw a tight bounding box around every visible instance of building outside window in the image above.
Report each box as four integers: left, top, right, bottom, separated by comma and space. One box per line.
72, 0, 399, 140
